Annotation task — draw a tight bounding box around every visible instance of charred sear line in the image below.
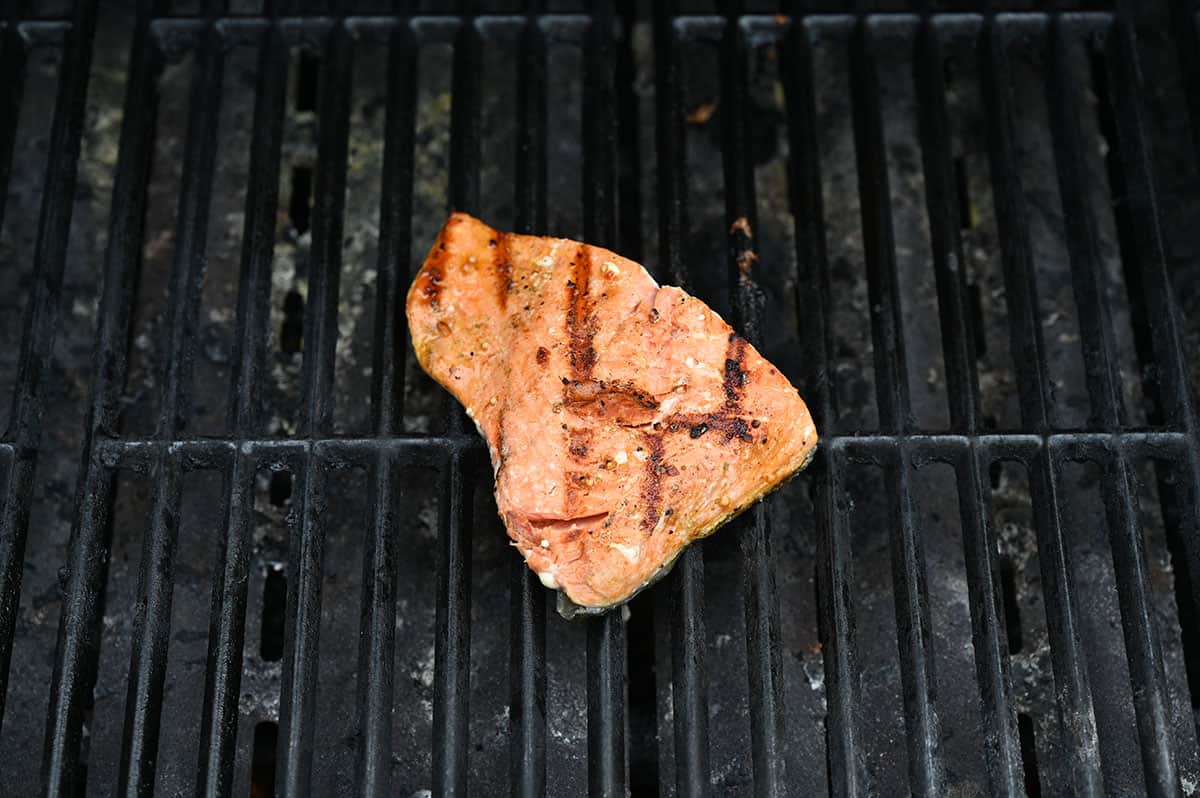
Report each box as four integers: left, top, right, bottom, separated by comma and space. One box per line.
493, 405, 512, 475
664, 413, 754, 444
536, 346, 549, 365
722, 416, 752, 443
566, 245, 598, 379
568, 428, 592, 460
493, 232, 514, 307
723, 334, 749, 407
640, 433, 667, 533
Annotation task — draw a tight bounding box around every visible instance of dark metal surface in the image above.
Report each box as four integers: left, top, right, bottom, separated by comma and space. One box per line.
2, 1, 1200, 796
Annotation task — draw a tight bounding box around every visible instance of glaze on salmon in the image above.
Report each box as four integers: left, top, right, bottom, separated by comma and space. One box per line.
407, 213, 817, 613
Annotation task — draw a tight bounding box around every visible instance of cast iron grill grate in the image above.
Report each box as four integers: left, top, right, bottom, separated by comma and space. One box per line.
1, 0, 1199, 796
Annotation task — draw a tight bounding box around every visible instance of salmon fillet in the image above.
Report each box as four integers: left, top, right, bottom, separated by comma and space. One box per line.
407, 212, 817, 614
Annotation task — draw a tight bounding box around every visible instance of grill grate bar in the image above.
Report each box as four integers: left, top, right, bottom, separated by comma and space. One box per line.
43, 459, 114, 796
653, 2, 689, 292
0, 18, 27, 263
668, 550, 708, 796
582, 1, 617, 250
0, 445, 9, 660
227, 19, 288, 438
886, 443, 945, 796
653, 3, 711, 795
508, 559, 547, 798
955, 443, 1023, 796
849, 19, 911, 435
1046, 21, 1125, 430
432, 453, 473, 796
1100, 447, 1180, 795
815, 445, 868, 796
196, 452, 255, 796
155, 8, 225, 440
116, 449, 183, 795
298, 22, 353, 438
582, 3, 629, 794
1167, 0, 1200, 162
354, 450, 400, 797
1175, 457, 1200, 720
509, 10, 548, 798
586, 616, 627, 798
782, 16, 836, 434
981, 20, 1053, 433
449, 14, 481, 219
513, 12, 547, 242
0, 24, 33, 728
277, 456, 322, 795
368, 23, 416, 438
739, 496, 784, 795
913, 19, 981, 434
1028, 448, 1105, 794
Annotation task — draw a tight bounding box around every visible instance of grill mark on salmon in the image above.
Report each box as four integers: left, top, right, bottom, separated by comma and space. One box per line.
566, 245, 597, 380
565, 245, 601, 511
640, 433, 666, 534
491, 233, 513, 308
568, 428, 592, 459
536, 346, 549, 365
724, 334, 749, 408
665, 412, 754, 444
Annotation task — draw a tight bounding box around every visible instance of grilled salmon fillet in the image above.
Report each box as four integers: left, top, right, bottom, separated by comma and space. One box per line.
407, 212, 817, 613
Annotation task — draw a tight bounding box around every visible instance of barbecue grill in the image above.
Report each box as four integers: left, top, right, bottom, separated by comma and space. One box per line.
2, 0, 1199, 795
